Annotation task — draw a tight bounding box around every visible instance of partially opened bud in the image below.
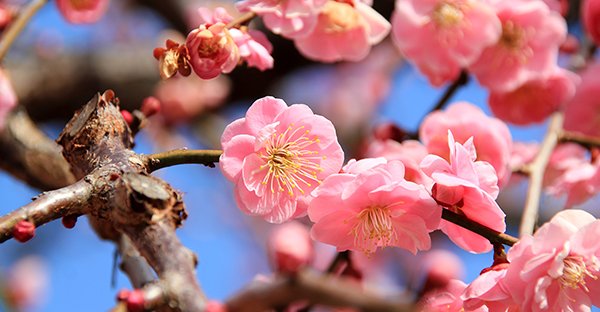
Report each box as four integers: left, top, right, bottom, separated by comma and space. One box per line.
11, 221, 35, 243
267, 221, 314, 274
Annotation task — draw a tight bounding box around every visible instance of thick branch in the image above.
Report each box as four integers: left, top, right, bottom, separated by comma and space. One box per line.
0, 179, 94, 243
116, 234, 156, 289
519, 112, 564, 237
441, 209, 518, 247
144, 149, 222, 173
226, 270, 413, 312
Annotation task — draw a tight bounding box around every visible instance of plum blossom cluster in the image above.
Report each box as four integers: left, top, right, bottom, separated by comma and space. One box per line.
154, 7, 274, 81
391, 0, 578, 126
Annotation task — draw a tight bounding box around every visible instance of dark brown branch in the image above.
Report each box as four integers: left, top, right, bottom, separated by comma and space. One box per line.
226, 270, 414, 312
441, 209, 518, 247
0, 179, 95, 243
144, 149, 222, 173
559, 130, 600, 150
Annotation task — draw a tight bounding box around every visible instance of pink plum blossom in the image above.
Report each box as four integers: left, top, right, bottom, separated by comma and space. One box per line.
419, 279, 487, 312
267, 221, 314, 273
488, 68, 578, 125
564, 62, 600, 138
468, 0, 567, 92
2, 256, 49, 311
229, 29, 274, 71
419, 102, 513, 188
0, 68, 17, 130
236, 0, 328, 38
293, 0, 391, 62
309, 159, 441, 255
55, 0, 110, 24
186, 23, 240, 80
420, 131, 506, 253
502, 209, 600, 312
220, 96, 344, 223
365, 139, 432, 187
461, 263, 515, 312
415, 249, 466, 293
197, 7, 274, 71
391, 0, 501, 86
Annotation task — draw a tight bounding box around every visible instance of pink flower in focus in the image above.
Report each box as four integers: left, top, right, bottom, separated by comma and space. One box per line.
236, 0, 328, 38
56, 0, 110, 23
365, 139, 433, 187
419, 102, 513, 188
469, 0, 567, 92
488, 68, 578, 125
582, 0, 600, 45
391, 0, 501, 86
421, 131, 506, 253
564, 62, 600, 138
229, 29, 274, 71
293, 0, 391, 62
186, 23, 240, 80
0, 68, 17, 130
267, 221, 314, 273
220, 96, 344, 223
309, 159, 441, 255
419, 279, 486, 312
502, 209, 600, 312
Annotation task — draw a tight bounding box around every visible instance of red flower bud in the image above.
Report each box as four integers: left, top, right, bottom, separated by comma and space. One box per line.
140, 96, 161, 117
61, 215, 78, 229
206, 300, 228, 312
116, 289, 131, 302
126, 290, 146, 312
583, 0, 600, 45
266, 221, 314, 274
11, 221, 35, 243
120, 110, 133, 126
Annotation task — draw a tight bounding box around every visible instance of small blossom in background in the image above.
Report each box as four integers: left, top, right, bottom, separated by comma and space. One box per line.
267, 221, 314, 273
564, 62, 600, 138
502, 210, 600, 312
421, 131, 506, 253
220, 96, 344, 223
153, 39, 191, 81
582, 0, 600, 45
186, 22, 240, 80
309, 159, 441, 255
2, 256, 49, 311
415, 249, 466, 293
391, 0, 501, 86
468, 0, 567, 92
419, 102, 513, 188
229, 28, 274, 71
487, 68, 578, 125
55, 0, 110, 24
0, 68, 17, 130
294, 0, 391, 62
236, 0, 328, 38
419, 279, 486, 312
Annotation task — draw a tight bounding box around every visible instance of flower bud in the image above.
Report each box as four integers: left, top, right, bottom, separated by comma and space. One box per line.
126, 290, 145, 312
62, 215, 78, 229
140, 96, 160, 117
11, 221, 35, 243
120, 110, 133, 126
267, 221, 314, 274
116, 289, 131, 301
206, 300, 228, 312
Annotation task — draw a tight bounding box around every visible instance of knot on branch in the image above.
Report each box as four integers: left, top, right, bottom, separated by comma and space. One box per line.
113, 172, 187, 228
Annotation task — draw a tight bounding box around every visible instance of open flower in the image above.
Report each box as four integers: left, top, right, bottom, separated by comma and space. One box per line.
55, 0, 110, 23
293, 0, 391, 62
391, 0, 501, 86
502, 209, 600, 312
421, 131, 506, 253
153, 40, 191, 81
186, 23, 240, 80
220, 96, 344, 223
309, 159, 441, 255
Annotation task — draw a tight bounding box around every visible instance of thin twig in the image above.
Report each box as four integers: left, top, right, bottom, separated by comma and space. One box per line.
441, 209, 518, 247
144, 149, 222, 173
558, 130, 600, 150
0, 0, 48, 61
226, 12, 256, 29
519, 112, 564, 237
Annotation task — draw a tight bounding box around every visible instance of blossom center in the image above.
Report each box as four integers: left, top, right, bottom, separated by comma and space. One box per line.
70, 0, 96, 10
432, 2, 463, 28
321, 1, 364, 34
500, 21, 527, 50
347, 206, 398, 254
558, 256, 597, 291
257, 123, 325, 197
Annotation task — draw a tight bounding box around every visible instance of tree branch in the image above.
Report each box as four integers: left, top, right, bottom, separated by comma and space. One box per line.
441, 209, 518, 247
0, 179, 95, 243
519, 112, 564, 237
0, 0, 48, 61
226, 270, 414, 312
144, 149, 222, 173
558, 130, 600, 150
